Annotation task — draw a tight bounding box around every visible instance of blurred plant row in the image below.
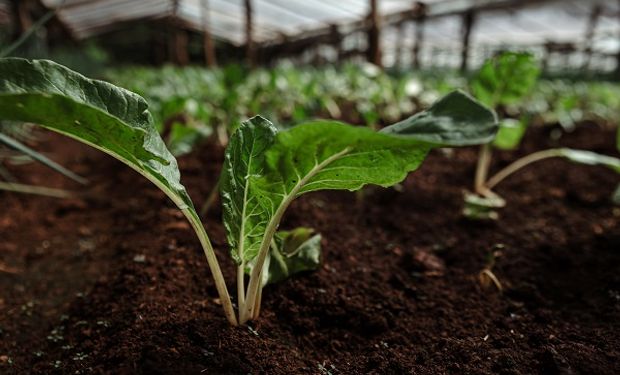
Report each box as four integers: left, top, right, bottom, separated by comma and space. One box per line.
106, 62, 620, 157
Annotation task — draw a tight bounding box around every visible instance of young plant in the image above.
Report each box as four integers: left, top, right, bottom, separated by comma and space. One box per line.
0, 58, 498, 325
221, 93, 497, 323
469, 51, 541, 199
466, 52, 620, 218
0, 58, 238, 324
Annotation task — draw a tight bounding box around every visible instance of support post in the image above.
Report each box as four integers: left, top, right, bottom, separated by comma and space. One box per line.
412, 2, 427, 69
168, 0, 189, 65
616, 0, 620, 79
329, 24, 343, 62
245, 0, 256, 67
460, 10, 474, 72
9, 0, 32, 40
201, 0, 217, 67
366, 0, 382, 67
394, 21, 405, 68
582, 5, 601, 70
174, 29, 189, 66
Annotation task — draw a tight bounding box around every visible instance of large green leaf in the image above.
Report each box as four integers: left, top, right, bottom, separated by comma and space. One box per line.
470, 52, 540, 108
381, 90, 498, 146
221, 116, 277, 264
0, 58, 238, 324
0, 58, 193, 210
222, 91, 497, 264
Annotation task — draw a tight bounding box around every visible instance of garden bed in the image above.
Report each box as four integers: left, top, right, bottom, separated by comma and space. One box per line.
1, 122, 618, 374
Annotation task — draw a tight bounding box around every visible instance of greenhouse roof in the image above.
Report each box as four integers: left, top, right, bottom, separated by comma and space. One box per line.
35, 0, 618, 50
0, 0, 612, 69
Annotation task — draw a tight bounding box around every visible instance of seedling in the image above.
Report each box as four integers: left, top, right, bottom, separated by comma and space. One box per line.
467, 52, 620, 218
469, 51, 540, 200
0, 58, 497, 325
478, 244, 505, 293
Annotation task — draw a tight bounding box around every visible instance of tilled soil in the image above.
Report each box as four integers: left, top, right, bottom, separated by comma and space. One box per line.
0, 122, 619, 374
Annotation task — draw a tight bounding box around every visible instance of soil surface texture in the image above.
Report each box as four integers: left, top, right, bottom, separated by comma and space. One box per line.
0, 122, 619, 374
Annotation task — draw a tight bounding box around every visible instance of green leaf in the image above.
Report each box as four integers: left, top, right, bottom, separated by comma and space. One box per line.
470, 52, 540, 108
248, 227, 322, 287
223, 90, 497, 265
381, 90, 498, 146
556, 148, 620, 173
220, 116, 278, 264
493, 117, 528, 150
0, 58, 194, 211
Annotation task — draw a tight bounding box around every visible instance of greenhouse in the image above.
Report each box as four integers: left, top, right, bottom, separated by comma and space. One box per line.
0, 0, 619, 373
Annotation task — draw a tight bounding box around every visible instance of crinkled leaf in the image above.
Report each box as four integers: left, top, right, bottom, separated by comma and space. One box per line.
220, 116, 277, 263
470, 52, 540, 108
223, 91, 497, 264
0, 58, 195, 211
381, 90, 498, 146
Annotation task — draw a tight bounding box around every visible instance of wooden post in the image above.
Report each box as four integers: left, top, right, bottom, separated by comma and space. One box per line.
582, 5, 601, 70
615, 0, 620, 81
394, 21, 405, 68
329, 24, 343, 62
174, 29, 189, 65
542, 43, 550, 72
367, 0, 382, 67
201, 0, 217, 67
168, 0, 189, 65
9, 0, 32, 40
460, 10, 475, 72
412, 2, 426, 70
412, 20, 425, 69
245, 0, 256, 67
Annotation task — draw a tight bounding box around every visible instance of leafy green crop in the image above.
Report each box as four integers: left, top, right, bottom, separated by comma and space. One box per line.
0, 58, 237, 324
222, 91, 497, 323
466, 52, 620, 218
469, 52, 540, 203
471, 52, 540, 109
0, 58, 498, 325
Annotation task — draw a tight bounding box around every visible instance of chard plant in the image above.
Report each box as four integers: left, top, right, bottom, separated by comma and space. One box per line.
0, 58, 497, 325
467, 52, 620, 218
470, 51, 541, 201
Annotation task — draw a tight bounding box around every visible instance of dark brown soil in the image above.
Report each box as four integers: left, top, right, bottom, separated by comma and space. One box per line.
1, 122, 619, 374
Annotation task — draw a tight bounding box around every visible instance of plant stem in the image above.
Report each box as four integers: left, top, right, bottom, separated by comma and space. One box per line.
240, 197, 289, 324
0, 181, 73, 198
253, 281, 263, 320
485, 149, 564, 190
474, 143, 493, 196
241, 147, 351, 324
237, 264, 245, 309
183, 209, 238, 325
